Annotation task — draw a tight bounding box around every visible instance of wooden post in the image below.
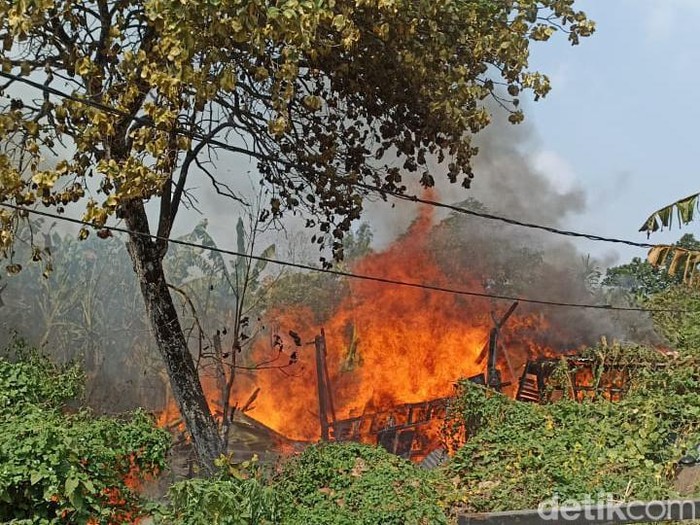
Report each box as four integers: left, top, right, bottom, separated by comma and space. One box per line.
320, 329, 337, 425
486, 302, 519, 391
315, 332, 330, 441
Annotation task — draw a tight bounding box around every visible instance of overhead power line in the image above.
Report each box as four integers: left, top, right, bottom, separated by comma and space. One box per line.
351, 182, 655, 248
0, 202, 690, 314
0, 71, 657, 249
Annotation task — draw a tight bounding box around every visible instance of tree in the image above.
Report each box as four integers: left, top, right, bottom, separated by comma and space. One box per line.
267, 222, 373, 324
0, 0, 594, 469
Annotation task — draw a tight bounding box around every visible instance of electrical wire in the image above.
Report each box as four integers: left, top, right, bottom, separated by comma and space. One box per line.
0, 201, 691, 314
0, 71, 657, 249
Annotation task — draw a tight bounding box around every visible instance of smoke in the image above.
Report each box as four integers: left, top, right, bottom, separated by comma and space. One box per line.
362, 110, 661, 349
227, 113, 664, 439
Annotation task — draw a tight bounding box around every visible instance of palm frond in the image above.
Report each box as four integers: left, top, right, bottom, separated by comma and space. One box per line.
640, 193, 700, 233
647, 245, 700, 287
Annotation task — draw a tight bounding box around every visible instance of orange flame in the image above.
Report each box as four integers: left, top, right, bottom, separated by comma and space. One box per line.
157, 202, 581, 456
231, 205, 553, 442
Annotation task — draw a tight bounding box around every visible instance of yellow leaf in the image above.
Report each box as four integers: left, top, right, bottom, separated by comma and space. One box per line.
668, 249, 687, 276
75, 57, 91, 76
647, 246, 671, 267
268, 116, 287, 135
220, 68, 236, 91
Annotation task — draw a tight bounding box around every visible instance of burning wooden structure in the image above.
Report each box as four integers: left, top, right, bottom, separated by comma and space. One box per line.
312, 327, 452, 460
310, 309, 647, 462
330, 398, 450, 461
311, 303, 525, 460
515, 353, 653, 403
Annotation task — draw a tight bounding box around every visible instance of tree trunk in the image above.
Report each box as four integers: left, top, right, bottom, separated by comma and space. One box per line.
123, 201, 223, 472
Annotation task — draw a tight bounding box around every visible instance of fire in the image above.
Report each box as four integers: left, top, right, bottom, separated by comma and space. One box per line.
231, 205, 554, 442
157, 201, 584, 455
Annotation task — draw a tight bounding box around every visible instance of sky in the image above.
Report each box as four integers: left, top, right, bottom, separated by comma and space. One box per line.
521, 0, 700, 264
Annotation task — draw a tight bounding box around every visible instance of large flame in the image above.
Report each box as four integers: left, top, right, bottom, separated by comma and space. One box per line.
230, 206, 554, 442
157, 202, 584, 452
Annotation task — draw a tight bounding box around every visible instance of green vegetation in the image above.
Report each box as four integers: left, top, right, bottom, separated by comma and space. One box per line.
164, 443, 449, 525
163, 332, 700, 520
448, 343, 700, 511
163, 455, 280, 525
7, 235, 700, 523
7, 303, 700, 523
644, 286, 700, 356
0, 340, 169, 524
275, 443, 449, 525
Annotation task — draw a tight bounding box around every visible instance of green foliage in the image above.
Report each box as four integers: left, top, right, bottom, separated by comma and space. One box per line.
448, 346, 700, 512
675, 233, 700, 250
0, 341, 170, 524
165, 216, 276, 351
0, 223, 160, 411
0, 339, 84, 410
161, 443, 450, 525
430, 207, 546, 296
275, 442, 449, 525
266, 270, 346, 324
603, 257, 678, 299
164, 455, 280, 525
603, 235, 700, 299
644, 285, 700, 355
338, 224, 374, 262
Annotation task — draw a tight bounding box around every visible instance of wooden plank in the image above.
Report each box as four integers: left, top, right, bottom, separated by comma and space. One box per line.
458, 500, 700, 524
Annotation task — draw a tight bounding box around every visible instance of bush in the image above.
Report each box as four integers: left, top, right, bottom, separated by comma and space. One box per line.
275, 442, 449, 525
162, 443, 450, 525
0, 340, 85, 410
163, 455, 280, 525
448, 344, 700, 512
0, 340, 170, 524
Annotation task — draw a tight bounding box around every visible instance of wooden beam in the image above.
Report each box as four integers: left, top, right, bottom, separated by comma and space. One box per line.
320, 328, 337, 425
314, 334, 329, 441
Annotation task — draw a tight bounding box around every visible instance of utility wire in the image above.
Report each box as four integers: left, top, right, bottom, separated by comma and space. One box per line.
352, 182, 656, 249
0, 71, 657, 249
0, 201, 690, 314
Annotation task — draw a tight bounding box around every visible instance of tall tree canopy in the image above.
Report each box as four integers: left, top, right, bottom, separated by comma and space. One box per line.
0, 0, 593, 469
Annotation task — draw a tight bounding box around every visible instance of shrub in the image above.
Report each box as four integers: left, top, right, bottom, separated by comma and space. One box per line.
275, 442, 449, 525
448, 344, 700, 512
0, 340, 170, 524
163, 455, 280, 525
0, 339, 84, 411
